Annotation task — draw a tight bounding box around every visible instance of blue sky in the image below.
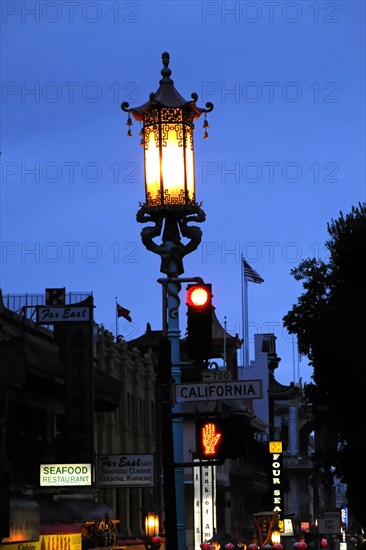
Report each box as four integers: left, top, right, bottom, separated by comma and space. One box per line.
1, 0, 365, 384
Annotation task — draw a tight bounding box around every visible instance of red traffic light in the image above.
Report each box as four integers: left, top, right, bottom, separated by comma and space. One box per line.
186, 285, 211, 309
186, 284, 212, 360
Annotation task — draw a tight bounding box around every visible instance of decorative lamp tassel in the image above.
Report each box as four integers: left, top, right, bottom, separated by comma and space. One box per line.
203, 114, 209, 138
126, 114, 133, 137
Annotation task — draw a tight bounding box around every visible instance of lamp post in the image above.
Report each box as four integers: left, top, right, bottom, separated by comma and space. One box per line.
122, 52, 213, 550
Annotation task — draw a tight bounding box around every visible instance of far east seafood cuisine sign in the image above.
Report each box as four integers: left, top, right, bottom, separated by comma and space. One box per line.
98, 454, 154, 488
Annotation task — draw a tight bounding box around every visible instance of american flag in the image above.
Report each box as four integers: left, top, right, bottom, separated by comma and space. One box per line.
243, 259, 264, 284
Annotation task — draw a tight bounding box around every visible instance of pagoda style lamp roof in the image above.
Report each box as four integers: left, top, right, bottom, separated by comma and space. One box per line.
121, 52, 213, 122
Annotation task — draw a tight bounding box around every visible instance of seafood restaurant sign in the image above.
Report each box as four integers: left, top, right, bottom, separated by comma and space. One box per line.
98, 454, 154, 488
40, 463, 92, 486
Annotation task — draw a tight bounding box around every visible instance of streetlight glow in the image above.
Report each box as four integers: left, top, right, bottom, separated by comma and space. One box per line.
122, 51, 212, 212
145, 512, 159, 537
144, 110, 195, 208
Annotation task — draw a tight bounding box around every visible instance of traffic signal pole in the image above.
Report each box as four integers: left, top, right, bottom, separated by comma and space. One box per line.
157, 337, 178, 550
157, 275, 205, 550
158, 277, 204, 334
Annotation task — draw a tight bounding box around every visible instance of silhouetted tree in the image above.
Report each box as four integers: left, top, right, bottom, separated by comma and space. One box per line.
283, 203, 366, 532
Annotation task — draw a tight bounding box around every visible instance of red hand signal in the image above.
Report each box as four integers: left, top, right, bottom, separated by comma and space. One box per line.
201, 423, 222, 455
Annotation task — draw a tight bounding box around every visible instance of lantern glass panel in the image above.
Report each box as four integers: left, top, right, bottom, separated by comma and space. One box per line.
185, 128, 195, 203
161, 124, 185, 205
144, 128, 160, 208
143, 107, 196, 209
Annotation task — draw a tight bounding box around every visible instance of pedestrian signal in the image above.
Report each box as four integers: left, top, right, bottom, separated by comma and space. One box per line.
195, 416, 247, 460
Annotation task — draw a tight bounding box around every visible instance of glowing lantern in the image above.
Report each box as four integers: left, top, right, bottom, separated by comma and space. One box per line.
122, 52, 213, 212
145, 512, 159, 537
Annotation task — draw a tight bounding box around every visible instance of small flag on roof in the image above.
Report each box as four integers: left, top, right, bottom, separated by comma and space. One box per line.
116, 303, 132, 322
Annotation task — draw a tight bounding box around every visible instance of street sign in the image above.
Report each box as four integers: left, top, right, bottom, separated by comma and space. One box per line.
318, 508, 341, 534
175, 380, 262, 403
279, 518, 294, 537
202, 369, 231, 381
36, 305, 91, 323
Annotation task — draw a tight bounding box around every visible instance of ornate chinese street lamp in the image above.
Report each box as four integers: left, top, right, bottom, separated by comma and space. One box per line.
122, 52, 213, 550
122, 51, 213, 278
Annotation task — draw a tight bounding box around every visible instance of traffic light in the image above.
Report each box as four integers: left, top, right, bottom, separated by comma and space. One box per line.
186, 283, 212, 360
195, 416, 247, 460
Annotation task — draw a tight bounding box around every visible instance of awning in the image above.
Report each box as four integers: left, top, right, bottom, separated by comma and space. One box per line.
40, 524, 81, 535
1, 498, 40, 543
36, 498, 114, 523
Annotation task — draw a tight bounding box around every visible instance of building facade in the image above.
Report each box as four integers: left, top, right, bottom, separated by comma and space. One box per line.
1, 290, 336, 550
0, 291, 156, 544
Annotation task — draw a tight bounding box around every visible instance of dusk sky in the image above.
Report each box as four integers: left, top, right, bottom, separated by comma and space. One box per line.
1, 0, 365, 384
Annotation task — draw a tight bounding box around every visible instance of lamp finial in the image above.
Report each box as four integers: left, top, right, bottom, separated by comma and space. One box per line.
160, 52, 173, 83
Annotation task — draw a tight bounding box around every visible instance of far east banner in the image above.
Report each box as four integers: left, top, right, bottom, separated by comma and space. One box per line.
97, 454, 154, 488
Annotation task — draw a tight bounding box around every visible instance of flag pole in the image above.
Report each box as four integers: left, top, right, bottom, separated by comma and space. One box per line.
241, 255, 249, 366
115, 297, 118, 341
241, 256, 245, 366
241, 257, 264, 366
223, 316, 227, 368
244, 275, 249, 366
